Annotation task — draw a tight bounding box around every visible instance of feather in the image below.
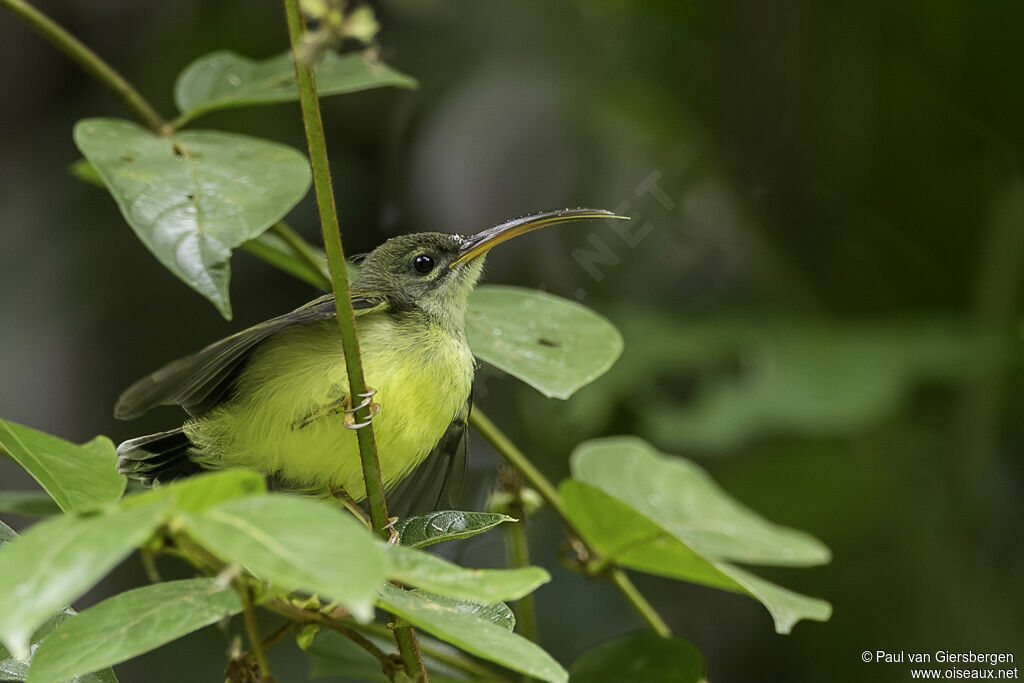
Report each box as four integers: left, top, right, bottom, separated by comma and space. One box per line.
114, 293, 387, 420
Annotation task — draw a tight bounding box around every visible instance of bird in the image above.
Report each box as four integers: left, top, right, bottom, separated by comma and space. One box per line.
115, 208, 622, 515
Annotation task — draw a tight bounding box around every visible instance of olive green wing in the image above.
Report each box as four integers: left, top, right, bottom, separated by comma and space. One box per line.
386, 391, 471, 518
114, 293, 387, 420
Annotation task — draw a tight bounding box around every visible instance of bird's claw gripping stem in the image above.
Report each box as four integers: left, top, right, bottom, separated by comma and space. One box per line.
383, 516, 400, 545
344, 387, 380, 430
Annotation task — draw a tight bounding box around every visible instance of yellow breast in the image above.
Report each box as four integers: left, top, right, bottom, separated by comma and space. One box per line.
185, 312, 475, 499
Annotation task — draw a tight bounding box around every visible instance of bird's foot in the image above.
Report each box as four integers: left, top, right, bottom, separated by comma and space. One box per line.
343, 386, 380, 430
383, 516, 400, 545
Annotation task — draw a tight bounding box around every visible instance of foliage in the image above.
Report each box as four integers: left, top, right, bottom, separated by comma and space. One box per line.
0, 1, 833, 681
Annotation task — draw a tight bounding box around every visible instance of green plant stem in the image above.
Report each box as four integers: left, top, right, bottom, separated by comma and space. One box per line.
352, 622, 511, 681
240, 239, 327, 290
241, 221, 331, 290
505, 502, 539, 643
282, 0, 390, 539
283, 3, 427, 679
608, 568, 672, 638
269, 221, 332, 289
470, 410, 673, 638
470, 411, 562, 509
393, 622, 429, 681
260, 621, 298, 654
238, 583, 273, 680
264, 600, 398, 679
1, 0, 167, 133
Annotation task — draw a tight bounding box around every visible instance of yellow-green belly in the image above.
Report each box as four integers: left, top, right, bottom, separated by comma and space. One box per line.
183, 313, 474, 499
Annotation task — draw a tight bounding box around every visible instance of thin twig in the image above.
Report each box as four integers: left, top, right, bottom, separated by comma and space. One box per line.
139, 547, 163, 583
238, 583, 273, 679
260, 621, 298, 654
469, 410, 673, 637
269, 222, 331, 290
1, 0, 167, 133
500, 472, 539, 643
608, 568, 672, 638
351, 622, 512, 682
263, 599, 399, 679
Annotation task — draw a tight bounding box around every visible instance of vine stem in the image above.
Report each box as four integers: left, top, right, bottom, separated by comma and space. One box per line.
238, 583, 273, 680
502, 478, 539, 643
264, 600, 399, 677
607, 568, 672, 638
282, 1, 427, 679
281, 0, 388, 541
269, 222, 332, 290
351, 622, 510, 682
1, 0, 167, 133
393, 622, 429, 681
469, 410, 672, 638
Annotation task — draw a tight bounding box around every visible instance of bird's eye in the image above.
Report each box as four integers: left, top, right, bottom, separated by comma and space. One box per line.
413, 254, 435, 274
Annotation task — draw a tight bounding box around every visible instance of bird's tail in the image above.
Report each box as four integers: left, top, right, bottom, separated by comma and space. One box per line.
116, 428, 205, 486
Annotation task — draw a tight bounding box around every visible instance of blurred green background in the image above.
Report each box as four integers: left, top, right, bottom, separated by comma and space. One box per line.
2, 1, 1022, 681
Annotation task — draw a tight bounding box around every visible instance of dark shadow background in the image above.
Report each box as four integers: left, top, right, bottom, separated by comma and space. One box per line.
2, 1, 1022, 681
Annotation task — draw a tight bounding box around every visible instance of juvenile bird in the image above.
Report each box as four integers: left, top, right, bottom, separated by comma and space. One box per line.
116, 209, 620, 513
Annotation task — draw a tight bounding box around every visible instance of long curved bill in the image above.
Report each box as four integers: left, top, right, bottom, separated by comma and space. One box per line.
450, 208, 629, 268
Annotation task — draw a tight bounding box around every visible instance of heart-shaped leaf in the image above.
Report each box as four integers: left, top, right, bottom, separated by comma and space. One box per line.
0, 419, 124, 513
572, 437, 830, 566
467, 286, 623, 399
394, 510, 515, 548
561, 480, 831, 634
73, 118, 312, 319
174, 50, 416, 122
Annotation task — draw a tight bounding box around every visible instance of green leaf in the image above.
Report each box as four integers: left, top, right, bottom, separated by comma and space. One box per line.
0, 520, 15, 546
182, 494, 387, 621
562, 481, 739, 591
385, 544, 549, 603
173, 50, 417, 121
27, 579, 241, 683
569, 631, 704, 683
409, 591, 516, 631
394, 510, 515, 548
1, 609, 117, 683
73, 118, 312, 319
572, 437, 830, 566
0, 419, 124, 513
561, 480, 832, 634
0, 491, 61, 517
120, 469, 266, 514
0, 501, 168, 657
377, 585, 567, 683
466, 286, 623, 399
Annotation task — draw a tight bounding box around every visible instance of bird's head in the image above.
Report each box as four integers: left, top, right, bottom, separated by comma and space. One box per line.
353, 209, 626, 328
